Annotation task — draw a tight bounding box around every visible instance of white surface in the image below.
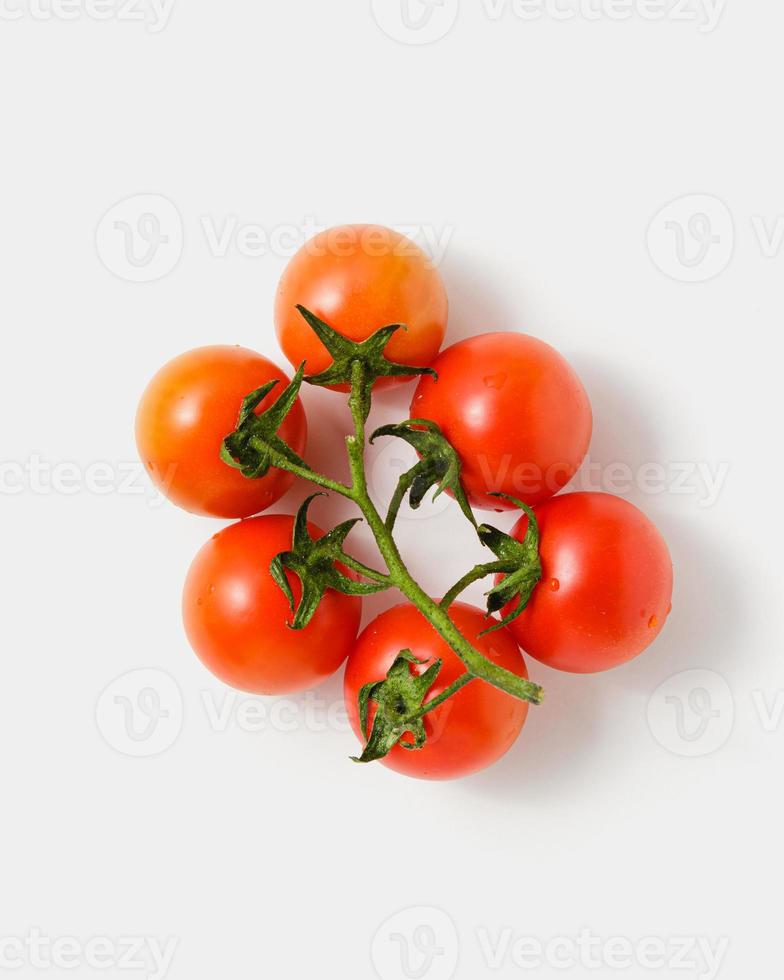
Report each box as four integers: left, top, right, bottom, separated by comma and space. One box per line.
1, 2, 781, 979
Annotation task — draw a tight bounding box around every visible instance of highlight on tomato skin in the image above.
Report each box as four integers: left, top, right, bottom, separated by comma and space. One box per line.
183, 516, 362, 696
274, 224, 448, 389
501, 492, 674, 674
410, 332, 592, 510
135, 345, 307, 519
344, 602, 530, 781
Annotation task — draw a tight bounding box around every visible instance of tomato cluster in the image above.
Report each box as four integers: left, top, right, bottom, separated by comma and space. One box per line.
136, 223, 673, 781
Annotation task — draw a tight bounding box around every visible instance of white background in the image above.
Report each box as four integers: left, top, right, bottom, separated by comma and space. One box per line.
1, 1, 781, 978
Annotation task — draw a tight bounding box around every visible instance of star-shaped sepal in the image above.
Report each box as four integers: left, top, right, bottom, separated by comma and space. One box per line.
270, 494, 388, 630
477, 494, 542, 635
296, 305, 438, 422
370, 418, 477, 527
221, 363, 310, 479
352, 650, 443, 764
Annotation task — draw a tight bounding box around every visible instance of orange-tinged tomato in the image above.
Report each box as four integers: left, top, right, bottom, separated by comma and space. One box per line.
502, 493, 673, 673
183, 516, 362, 695
275, 224, 448, 389
136, 346, 306, 518
345, 603, 529, 780
411, 332, 592, 510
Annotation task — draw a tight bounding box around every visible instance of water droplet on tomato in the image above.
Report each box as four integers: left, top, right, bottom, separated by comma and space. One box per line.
549, 578, 560, 592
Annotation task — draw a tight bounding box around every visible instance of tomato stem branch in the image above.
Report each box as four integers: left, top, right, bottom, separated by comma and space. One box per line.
237, 353, 545, 740
221, 311, 545, 765
384, 469, 415, 531
267, 447, 353, 499
440, 562, 506, 611
337, 554, 391, 585
409, 672, 476, 721
343, 364, 543, 707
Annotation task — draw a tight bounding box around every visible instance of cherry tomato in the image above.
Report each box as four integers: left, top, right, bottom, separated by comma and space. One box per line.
183, 515, 362, 695
136, 346, 306, 518
275, 224, 448, 388
502, 492, 673, 673
410, 332, 592, 510
344, 603, 529, 780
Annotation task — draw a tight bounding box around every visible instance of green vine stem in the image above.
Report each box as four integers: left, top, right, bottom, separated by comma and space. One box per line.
335, 553, 391, 585
440, 562, 506, 611
313, 360, 542, 706
221, 309, 546, 759
264, 444, 353, 499
409, 672, 476, 721
383, 468, 416, 531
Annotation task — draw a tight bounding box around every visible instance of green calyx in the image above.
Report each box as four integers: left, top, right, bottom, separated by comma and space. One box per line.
270, 494, 388, 630
221, 363, 309, 478
296, 305, 437, 422
370, 419, 476, 529
477, 494, 543, 635
351, 650, 443, 764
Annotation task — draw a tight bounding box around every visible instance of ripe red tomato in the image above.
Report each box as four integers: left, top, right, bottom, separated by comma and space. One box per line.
183, 516, 362, 695
502, 492, 673, 673
275, 224, 448, 388
410, 332, 592, 510
136, 346, 306, 518
344, 603, 529, 780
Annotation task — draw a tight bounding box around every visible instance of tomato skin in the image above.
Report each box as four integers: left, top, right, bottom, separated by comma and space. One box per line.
502, 493, 673, 673
136, 346, 306, 519
275, 224, 448, 389
344, 603, 529, 780
410, 332, 592, 510
183, 516, 362, 695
